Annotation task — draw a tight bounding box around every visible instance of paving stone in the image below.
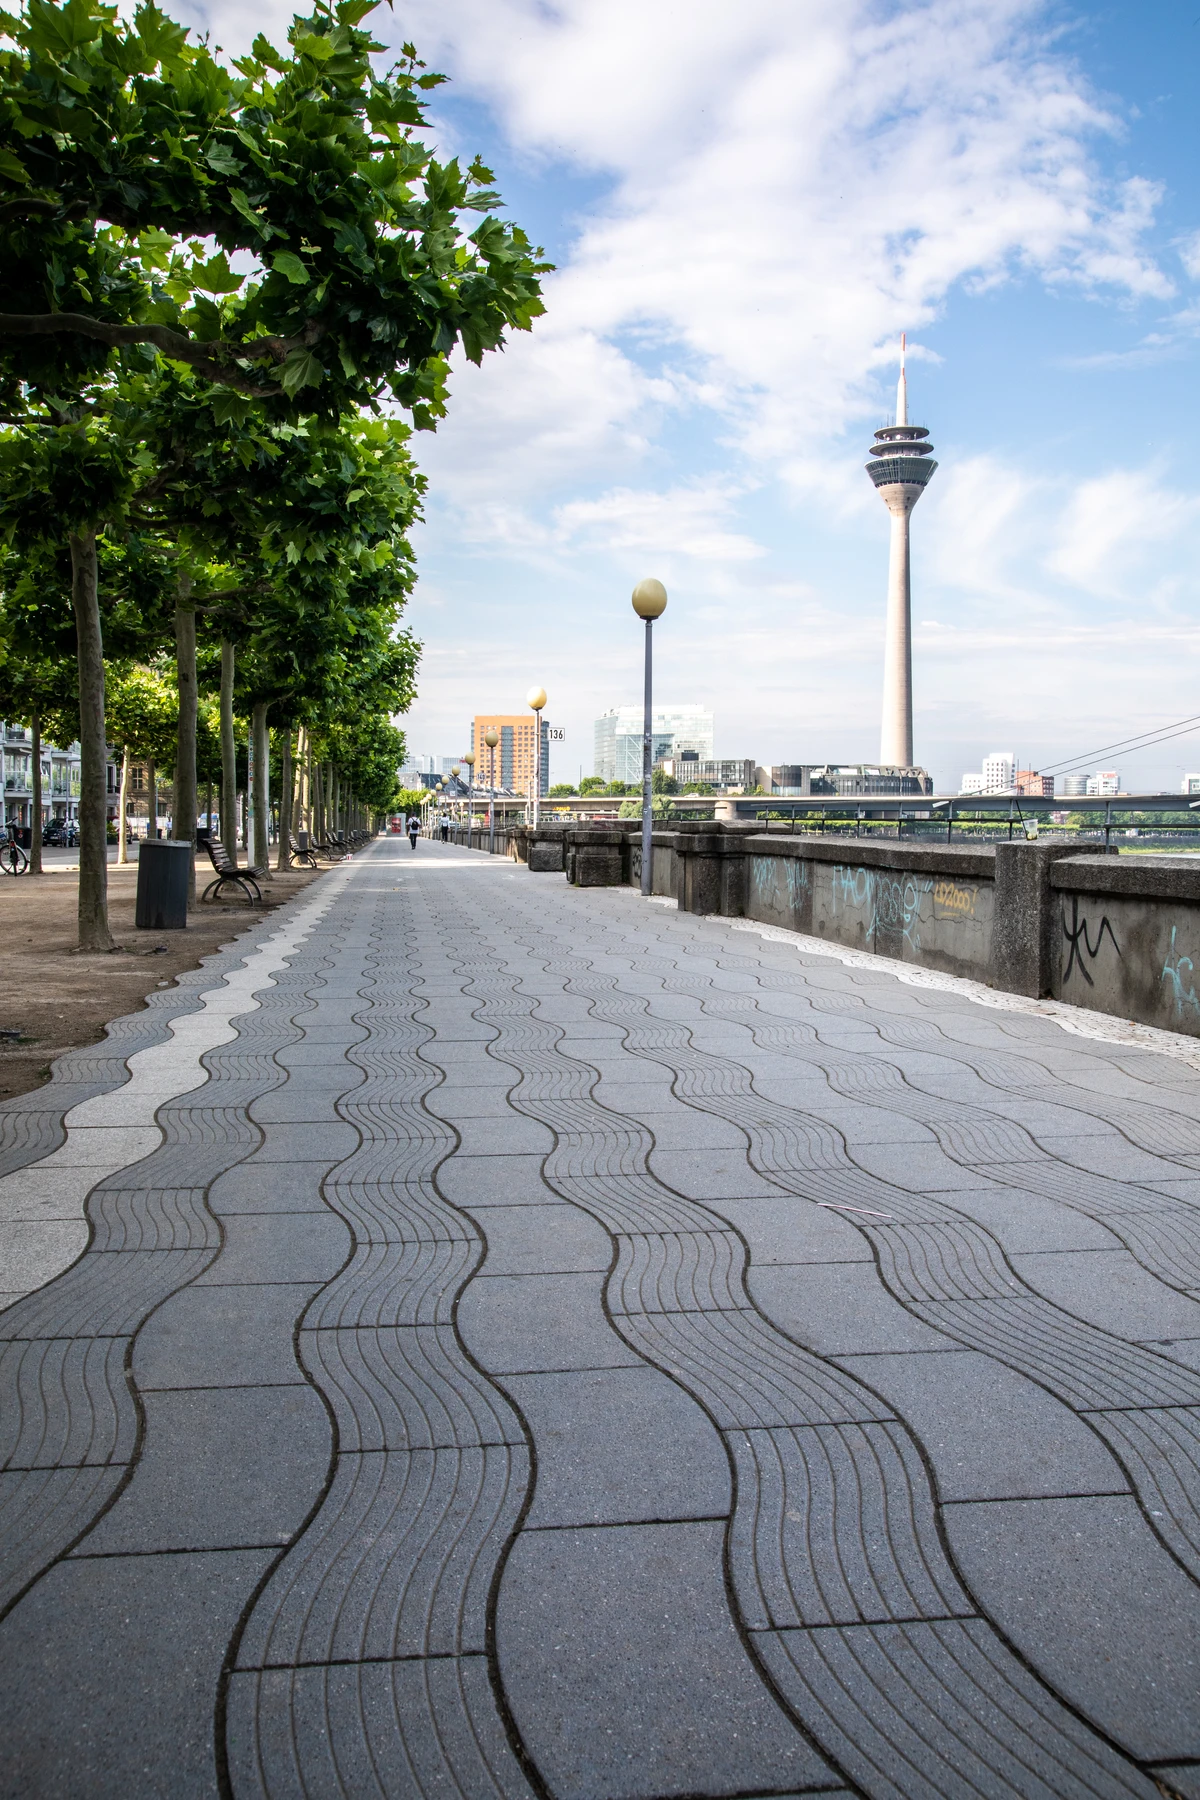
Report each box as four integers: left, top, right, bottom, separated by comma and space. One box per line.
497, 1520, 840, 1798
207, 1161, 333, 1213
456, 1272, 641, 1373
711, 1195, 874, 1264
1152, 1764, 1200, 1800
836, 1348, 1128, 1500
1032, 1134, 1190, 1182
504, 1365, 730, 1526
248, 1090, 347, 1123
602, 1103, 749, 1148
933, 1187, 1124, 1253
462, 1202, 611, 1276
77, 1383, 328, 1552
0, 1547, 274, 1800
436, 1153, 558, 1208
133, 1282, 316, 1389
195, 1209, 350, 1284
647, 1147, 784, 1199
943, 1494, 1200, 1759
846, 1139, 1003, 1191
1012, 1249, 1200, 1341
749, 1261, 958, 1354
448, 1114, 557, 1156
245, 1122, 359, 1161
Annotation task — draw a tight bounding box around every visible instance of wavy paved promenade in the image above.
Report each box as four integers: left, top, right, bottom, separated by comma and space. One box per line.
2, 838, 1200, 1800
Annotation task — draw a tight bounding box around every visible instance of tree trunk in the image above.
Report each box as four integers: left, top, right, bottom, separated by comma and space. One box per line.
117, 747, 130, 865
276, 726, 293, 871
29, 711, 43, 876
70, 530, 113, 952
174, 585, 198, 904
252, 700, 270, 876
220, 638, 238, 863
313, 759, 323, 844
146, 758, 157, 840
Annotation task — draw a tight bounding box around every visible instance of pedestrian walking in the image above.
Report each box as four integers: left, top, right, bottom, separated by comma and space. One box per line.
439, 812, 449, 843
407, 813, 419, 850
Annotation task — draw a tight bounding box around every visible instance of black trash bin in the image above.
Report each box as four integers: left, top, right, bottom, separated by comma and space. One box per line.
135, 838, 190, 929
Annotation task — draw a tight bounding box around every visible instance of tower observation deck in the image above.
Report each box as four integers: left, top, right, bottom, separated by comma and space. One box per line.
866, 336, 937, 767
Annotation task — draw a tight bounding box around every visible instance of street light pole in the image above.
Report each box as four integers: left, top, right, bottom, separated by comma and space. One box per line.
632, 579, 668, 897
485, 727, 499, 854
463, 751, 475, 846
527, 686, 547, 829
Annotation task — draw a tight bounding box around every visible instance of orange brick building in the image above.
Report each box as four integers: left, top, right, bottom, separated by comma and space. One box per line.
470, 714, 550, 797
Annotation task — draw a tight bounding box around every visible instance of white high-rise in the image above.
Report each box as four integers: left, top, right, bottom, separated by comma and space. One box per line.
865, 338, 937, 766
594, 706, 714, 783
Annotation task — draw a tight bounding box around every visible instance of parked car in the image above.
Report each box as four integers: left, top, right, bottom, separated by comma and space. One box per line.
42, 822, 78, 847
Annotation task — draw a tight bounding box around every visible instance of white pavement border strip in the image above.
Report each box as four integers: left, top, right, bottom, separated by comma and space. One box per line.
0, 868, 353, 1310
719, 913, 1200, 1074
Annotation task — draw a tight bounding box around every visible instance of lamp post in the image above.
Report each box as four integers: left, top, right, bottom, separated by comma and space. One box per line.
485, 728, 499, 853
463, 751, 475, 845
527, 686, 547, 828
632, 578, 668, 896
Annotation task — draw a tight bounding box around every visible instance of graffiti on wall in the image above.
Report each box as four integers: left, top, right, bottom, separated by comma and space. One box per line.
932, 878, 978, 920
1061, 894, 1121, 988
831, 864, 928, 953
751, 856, 810, 916
1161, 924, 1200, 1022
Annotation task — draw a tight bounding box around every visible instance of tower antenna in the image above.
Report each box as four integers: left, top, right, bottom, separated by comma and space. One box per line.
896, 333, 907, 428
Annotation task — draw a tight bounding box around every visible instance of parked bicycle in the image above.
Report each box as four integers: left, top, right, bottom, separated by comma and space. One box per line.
0, 830, 28, 875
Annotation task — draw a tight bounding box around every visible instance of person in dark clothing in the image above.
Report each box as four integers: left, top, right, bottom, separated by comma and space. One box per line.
408, 814, 419, 849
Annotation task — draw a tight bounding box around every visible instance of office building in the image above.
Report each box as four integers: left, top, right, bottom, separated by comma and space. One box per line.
865, 336, 937, 766
1061, 775, 1089, 798
658, 757, 757, 792
959, 753, 1015, 795
1087, 771, 1120, 797
1016, 770, 1055, 798
594, 706, 714, 784
471, 714, 550, 798
1182, 774, 1200, 795
765, 763, 933, 798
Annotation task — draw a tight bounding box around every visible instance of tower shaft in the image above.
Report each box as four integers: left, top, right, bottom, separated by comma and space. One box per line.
881, 495, 914, 765
865, 336, 936, 770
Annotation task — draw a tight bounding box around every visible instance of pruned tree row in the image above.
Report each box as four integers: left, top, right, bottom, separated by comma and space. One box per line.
0, 0, 548, 944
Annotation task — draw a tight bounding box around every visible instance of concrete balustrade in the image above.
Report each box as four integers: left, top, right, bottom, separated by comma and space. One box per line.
499, 820, 1200, 1036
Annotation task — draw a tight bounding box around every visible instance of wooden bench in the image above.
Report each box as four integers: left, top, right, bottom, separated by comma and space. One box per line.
200, 838, 265, 905
289, 833, 319, 869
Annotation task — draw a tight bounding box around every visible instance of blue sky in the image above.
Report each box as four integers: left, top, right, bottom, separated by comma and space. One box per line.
186, 0, 1200, 793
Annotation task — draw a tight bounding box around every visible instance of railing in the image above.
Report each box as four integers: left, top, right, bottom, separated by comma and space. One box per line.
736, 792, 1200, 851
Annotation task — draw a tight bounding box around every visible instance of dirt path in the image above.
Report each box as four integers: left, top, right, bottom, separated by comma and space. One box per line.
0, 860, 321, 1101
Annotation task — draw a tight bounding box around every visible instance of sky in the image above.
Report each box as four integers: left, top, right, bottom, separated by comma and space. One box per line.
180, 0, 1200, 793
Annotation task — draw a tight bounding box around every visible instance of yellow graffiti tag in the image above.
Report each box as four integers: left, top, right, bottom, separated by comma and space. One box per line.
932, 879, 977, 919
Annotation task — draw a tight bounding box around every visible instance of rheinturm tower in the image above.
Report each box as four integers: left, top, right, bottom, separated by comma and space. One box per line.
865, 335, 937, 766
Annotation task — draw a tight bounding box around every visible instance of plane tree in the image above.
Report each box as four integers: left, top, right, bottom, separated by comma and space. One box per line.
0, 0, 548, 946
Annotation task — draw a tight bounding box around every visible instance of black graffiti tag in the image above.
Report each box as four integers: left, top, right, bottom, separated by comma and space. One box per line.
1061, 894, 1122, 988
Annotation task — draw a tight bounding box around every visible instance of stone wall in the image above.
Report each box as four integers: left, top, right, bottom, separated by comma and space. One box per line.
494, 820, 1200, 1037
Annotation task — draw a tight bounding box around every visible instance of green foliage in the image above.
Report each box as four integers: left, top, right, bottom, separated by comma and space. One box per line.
106, 663, 177, 764
651, 768, 678, 794
548, 782, 576, 797
0, 0, 551, 424
618, 795, 669, 819
393, 786, 426, 816
578, 775, 606, 795
604, 780, 634, 796
681, 780, 714, 794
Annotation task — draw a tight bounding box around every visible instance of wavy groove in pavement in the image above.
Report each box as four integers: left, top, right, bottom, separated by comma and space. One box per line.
226, 884, 537, 1800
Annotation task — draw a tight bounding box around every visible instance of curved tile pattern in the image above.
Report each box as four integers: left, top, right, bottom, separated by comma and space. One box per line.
543, 944, 1200, 1593
439, 913, 1154, 1800
228, 889, 536, 1800
0, 887, 335, 1621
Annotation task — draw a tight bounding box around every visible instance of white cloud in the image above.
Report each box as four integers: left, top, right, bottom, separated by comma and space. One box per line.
1047, 468, 1200, 595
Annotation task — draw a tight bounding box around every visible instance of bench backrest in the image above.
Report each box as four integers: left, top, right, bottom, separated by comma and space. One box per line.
206, 838, 237, 874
